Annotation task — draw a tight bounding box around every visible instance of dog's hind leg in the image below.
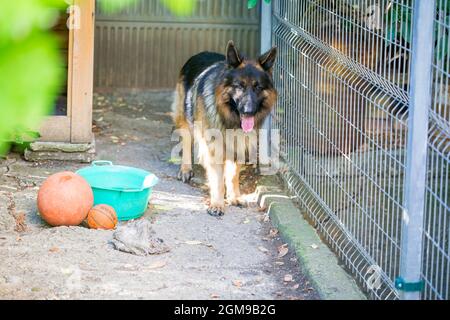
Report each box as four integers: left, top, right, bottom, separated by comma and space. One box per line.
177, 139, 194, 183
172, 81, 194, 183
177, 121, 193, 183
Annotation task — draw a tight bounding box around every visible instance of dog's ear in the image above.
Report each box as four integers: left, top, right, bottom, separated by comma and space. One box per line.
258, 47, 277, 71
226, 41, 243, 68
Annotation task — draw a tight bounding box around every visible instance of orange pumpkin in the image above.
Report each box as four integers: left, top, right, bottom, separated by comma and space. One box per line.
87, 204, 118, 230
37, 172, 93, 226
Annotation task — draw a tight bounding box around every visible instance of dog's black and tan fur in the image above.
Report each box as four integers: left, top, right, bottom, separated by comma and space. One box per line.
172, 41, 277, 217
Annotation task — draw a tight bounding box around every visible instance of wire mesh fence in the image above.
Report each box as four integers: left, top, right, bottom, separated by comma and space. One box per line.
270, 0, 450, 299
423, 0, 450, 301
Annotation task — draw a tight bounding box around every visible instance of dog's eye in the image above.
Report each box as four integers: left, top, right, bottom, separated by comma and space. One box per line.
253, 82, 263, 91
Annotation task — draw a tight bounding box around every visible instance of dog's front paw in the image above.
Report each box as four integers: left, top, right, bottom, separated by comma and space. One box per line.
227, 197, 248, 208
177, 168, 193, 183
207, 206, 225, 217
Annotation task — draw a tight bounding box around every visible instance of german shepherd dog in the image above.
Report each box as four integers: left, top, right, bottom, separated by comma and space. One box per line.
172, 41, 277, 217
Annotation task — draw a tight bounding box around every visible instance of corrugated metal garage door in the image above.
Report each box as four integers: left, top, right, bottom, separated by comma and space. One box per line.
94, 0, 261, 90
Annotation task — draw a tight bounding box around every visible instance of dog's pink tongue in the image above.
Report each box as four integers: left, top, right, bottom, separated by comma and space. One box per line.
241, 116, 255, 133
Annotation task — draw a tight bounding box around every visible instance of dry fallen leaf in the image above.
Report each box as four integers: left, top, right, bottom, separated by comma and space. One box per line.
185, 240, 203, 245
284, 274, 294, 282
0, 185, 17, 191
130, 135, 140, 141
153, 204, 172, 212
258, 246, 269, 253
278, 244, 289, 258
269, 229, 279, 238
49, 247, 60, 253
257, 206, 267, 212
144, 261, 167, 270
232, 280, 243, 288
13, 212, 28, 233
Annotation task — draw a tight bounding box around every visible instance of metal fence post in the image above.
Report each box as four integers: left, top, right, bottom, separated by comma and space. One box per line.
399, 0, 436, 300
260, 0, 273, 171
261, 1, 272, 53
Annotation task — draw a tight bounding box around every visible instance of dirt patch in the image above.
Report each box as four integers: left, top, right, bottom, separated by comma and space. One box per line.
0, 91, 318, 300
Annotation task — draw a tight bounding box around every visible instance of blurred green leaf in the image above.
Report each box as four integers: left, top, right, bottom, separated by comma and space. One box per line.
0, 0, 65, 154
160, 0, 197, 16
99, 0, 198, 16
248, 0, 271, 10
248, 0, 258, 9
98, 0, 139, 14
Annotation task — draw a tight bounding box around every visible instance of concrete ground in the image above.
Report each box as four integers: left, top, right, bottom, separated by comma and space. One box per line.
0, 91, 318, 300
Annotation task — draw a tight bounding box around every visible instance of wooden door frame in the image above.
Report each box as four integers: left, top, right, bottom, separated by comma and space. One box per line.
40, 0, 95, 143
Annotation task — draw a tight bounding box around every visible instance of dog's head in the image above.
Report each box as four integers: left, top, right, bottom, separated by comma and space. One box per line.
217, 41, 278, 132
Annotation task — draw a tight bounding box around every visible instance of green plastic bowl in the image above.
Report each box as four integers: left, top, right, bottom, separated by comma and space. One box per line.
76, 161, 159, 221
